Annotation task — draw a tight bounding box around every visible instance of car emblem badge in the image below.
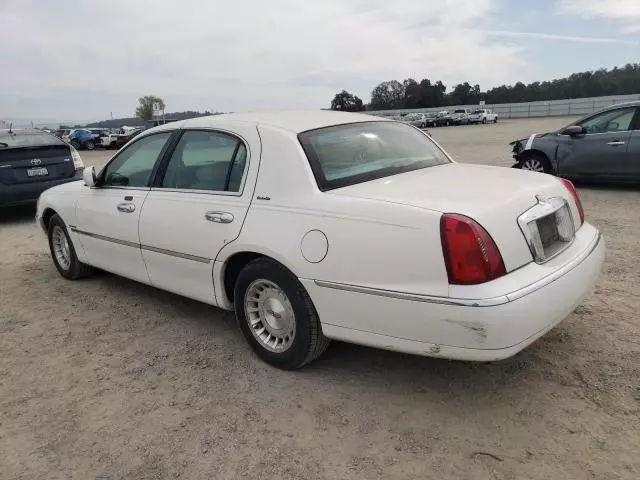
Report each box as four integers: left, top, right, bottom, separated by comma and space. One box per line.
31, 158, 42, 165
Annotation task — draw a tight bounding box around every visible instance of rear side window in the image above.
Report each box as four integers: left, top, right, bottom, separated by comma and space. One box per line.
160, 130, 247, 192
299, 121, 450, 191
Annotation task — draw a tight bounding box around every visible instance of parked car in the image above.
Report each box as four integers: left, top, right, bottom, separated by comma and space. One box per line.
511, 101, 640, 182
68, 129, 97, 150
99, 127, 145, 150
54, 129, 68, 139
469, 109, 498, 124
114, 127, 145, 148
433, 111, 453, 127
449, 108, 473, 125
36, 111, 604, 369
405, 113, 437, 129
86, 128, 109, 141
100, 132, 120, 149
0, 129, 84, 207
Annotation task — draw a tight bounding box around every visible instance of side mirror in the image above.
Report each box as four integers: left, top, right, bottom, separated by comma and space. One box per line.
83, 166, 97, 187
562, 125, 584, 136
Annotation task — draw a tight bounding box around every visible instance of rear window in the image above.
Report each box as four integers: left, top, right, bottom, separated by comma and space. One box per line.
298, 121, 450, 191
0, 131, 64, 148
454, 109, 466, 114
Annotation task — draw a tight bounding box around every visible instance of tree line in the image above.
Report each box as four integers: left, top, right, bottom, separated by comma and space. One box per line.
330, 63, 640, 112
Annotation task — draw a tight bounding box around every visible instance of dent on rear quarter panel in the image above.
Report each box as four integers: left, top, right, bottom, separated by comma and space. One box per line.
228, 125, 450, 298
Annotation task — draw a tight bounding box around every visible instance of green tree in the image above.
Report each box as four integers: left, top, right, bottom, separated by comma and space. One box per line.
136, 95, 166, 121
330, 90, 365, 112
370, 80, 405, 110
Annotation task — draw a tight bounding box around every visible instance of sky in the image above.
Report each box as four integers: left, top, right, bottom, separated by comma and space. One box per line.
1, 0, 639, 126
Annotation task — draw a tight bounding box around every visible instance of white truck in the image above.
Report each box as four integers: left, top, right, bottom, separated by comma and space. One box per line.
469, 108, 498, 124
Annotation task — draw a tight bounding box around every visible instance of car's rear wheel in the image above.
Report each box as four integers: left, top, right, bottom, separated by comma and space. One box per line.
518, 153, 552, 174
48, 214, 94, 280
494, 117, 498, 123
482, 118, 487, 124
234, 258, 329, 369
86, 141, 95, 150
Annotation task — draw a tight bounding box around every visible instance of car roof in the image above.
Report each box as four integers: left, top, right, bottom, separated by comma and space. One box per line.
175, 110, 387, 134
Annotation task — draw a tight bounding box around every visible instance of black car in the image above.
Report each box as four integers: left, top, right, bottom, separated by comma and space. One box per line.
0, 129, 84, 207
510, 101, 640, 182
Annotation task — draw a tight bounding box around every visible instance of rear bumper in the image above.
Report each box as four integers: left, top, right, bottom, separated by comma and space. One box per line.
303, 224, 604, 361
0, 173, 82, 207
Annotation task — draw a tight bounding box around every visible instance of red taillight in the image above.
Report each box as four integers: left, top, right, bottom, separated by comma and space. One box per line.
440, 214, 506, 285
560, 178, 584, 225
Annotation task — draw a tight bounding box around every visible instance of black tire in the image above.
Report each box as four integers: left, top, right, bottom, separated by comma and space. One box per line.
70, 140, 80, 149
494, 117, 498, 123
517, 152, 553, 174
47, 214, 94, 280
86, 141, 95, 150
234, 258, 329, 369
482, 118, 487, 124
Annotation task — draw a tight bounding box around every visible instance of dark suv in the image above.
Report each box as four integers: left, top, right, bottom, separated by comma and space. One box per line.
0, 129, 84, 207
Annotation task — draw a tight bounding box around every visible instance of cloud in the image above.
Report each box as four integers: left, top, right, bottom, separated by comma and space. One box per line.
478, 29, 639, 45
0, 0, 526, 122
558, 0, 640, 32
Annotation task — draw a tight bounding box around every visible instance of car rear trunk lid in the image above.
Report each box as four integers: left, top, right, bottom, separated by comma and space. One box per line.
330, 163, 578, 272
0, 145, 76, 185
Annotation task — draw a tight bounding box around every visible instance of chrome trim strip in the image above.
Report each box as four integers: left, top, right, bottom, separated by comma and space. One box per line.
140, 244, 211, 264
70, 227, 211, 264
149, 187, 242, 197
314, 231, 602, 307
313, 280, 509, 307
70, 227, 140, 249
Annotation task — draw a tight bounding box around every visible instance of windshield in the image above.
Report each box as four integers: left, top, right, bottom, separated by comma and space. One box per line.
0, 131, 64, 148
298, 121, 450, 191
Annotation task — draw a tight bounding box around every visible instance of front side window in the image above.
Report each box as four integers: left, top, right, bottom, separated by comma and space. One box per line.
102, 132, 172, 187
577, 108, 637, 134
160, 130, 247, 192
299, 121, 450, 191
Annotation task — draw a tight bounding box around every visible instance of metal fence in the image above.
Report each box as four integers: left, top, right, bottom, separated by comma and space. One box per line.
368, 93, 640, 119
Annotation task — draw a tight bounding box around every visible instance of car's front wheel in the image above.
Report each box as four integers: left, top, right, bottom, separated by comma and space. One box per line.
48, 214, 94, 280
86, 141, 95, 150
234, 258, 329, 369
517, 153, 552, 174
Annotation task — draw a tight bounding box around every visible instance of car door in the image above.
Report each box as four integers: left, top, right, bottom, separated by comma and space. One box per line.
556, 106, 638, 179
623, 113, 640, 181
138, 125, 260, 305
73, 131, 174, 284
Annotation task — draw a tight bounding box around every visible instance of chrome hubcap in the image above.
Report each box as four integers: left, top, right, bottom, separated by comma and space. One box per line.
244, 279, 295, 352
521, 158, 544, 172
52, 226, 71, 270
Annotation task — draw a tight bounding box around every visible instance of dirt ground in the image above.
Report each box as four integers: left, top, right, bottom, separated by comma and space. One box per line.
1, 117, 639, 479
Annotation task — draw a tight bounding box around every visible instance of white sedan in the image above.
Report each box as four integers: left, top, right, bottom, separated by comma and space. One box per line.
36, 111, 604, 369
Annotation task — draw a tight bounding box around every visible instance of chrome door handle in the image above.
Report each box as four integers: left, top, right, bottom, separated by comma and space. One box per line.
117, 202, 136, 213
607, 141, 626, 146
205, 211, 234, 223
